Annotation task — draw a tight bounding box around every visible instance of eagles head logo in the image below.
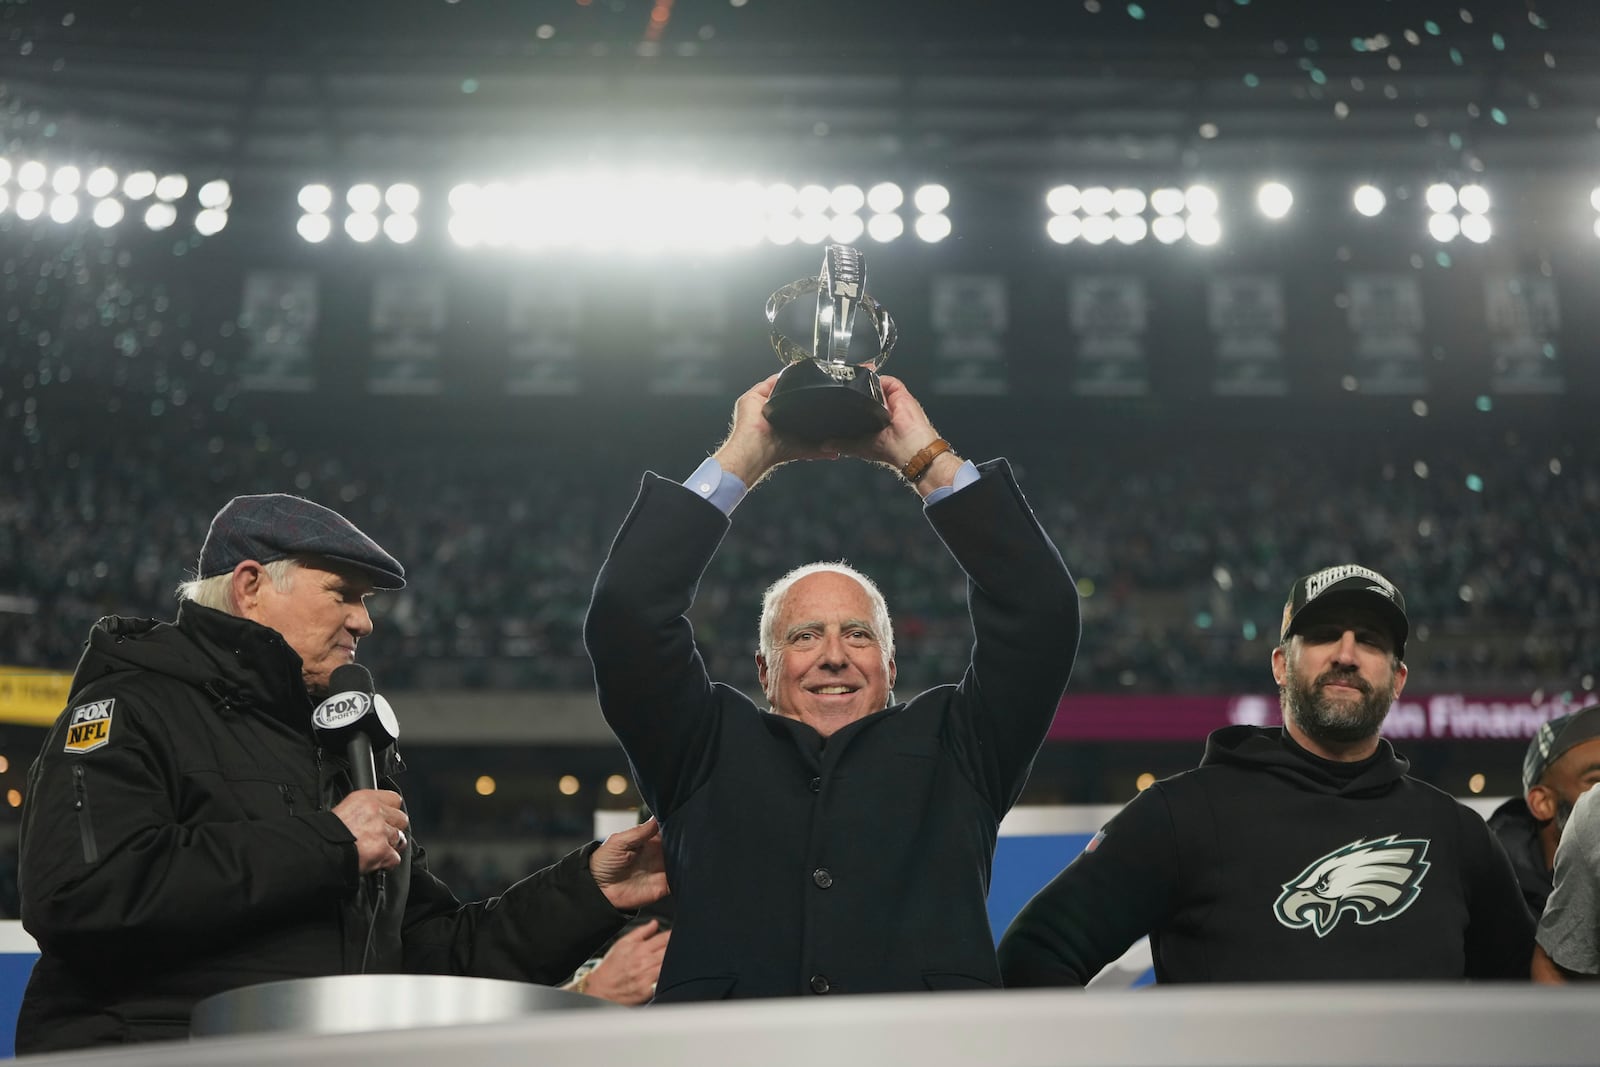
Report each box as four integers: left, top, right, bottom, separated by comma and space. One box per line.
1273, 836, 1430, 938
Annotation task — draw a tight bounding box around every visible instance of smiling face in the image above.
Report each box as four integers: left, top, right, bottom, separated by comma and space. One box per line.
1272, 601, 1407, 758
234, 558, 376, 697
757, 570, 896, 738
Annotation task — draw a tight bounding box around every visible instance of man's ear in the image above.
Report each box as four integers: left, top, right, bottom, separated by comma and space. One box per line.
230, 561, 267, 618
1528, 784, 1558, 823
1270, 644, 1289, 687
756, 653, 770, 694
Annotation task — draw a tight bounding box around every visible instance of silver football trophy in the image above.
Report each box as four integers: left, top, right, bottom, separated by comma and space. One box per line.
762, 243, 898, 442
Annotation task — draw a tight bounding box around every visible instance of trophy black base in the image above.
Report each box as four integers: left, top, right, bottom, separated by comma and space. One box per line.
761, 360, 890, 443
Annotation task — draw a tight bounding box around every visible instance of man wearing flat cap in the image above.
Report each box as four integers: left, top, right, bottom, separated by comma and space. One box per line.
1000, 564, 1533, 986
16, 494, 667, 1052
1489, 704, 1600, 918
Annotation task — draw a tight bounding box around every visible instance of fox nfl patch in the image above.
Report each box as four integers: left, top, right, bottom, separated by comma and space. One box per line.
64, 699, 115, 754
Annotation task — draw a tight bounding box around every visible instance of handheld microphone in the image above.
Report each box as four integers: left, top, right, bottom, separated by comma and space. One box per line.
311, 664, 400, 791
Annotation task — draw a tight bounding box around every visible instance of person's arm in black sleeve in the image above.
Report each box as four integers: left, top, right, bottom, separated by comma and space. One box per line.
20, 688, 355, 957
999, 785, 1177, 987
926, 459, 1080, 813
1458, 803, 1536, 980
400, 817, 665, 984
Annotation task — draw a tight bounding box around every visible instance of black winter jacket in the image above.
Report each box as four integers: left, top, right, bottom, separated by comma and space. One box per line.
17, 603, 624, 1053
999, 726, 1534, 985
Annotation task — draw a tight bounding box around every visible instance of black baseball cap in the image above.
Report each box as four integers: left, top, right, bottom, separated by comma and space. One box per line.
1523, 705, 1600, 796
1280, 564, 1408, 658
197, 493, 406, 589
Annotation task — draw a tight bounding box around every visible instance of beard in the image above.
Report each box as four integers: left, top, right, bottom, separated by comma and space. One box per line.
1282, 664, 1395, 747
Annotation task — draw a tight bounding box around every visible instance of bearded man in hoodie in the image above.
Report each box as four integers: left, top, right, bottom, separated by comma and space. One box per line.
998, 565, 1533, 986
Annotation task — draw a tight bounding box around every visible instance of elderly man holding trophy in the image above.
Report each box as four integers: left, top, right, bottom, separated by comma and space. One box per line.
585, 244, 1081, 1000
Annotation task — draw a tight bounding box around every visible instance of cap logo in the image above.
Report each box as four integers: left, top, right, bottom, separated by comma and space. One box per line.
312, 692, 372, 730
1304, 565, 1396, 602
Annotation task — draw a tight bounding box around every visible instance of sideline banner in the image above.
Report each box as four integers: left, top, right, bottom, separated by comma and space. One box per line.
0, 668, 70, 727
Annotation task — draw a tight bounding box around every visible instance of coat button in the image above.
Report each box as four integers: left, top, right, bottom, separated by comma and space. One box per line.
809, 776, 822, 793
810, 974, 831, 994
812, 867, 833, 889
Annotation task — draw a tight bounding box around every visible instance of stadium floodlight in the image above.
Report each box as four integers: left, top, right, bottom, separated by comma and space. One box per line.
385, 182, 420, 215
154, 174, 188, 202
0, 158, 10, 184
914, 212, 952, 242
195, 208, 228, 236
1185, 185, 1220, 216
1152, 214, 1186, 244
1256, 181, 1293, 219
765, 212, 800, 245
85, 167, 118, 198
1427, 212, 1460, 242
1425, 182, 1458, 213
48, 194, 79, 223
913, 183, 950, 214
1046, 185, 1081, 216
446, 214, 480, 248
91, 198, 124, 228
198, 179, 231, 209
143, 202, 177, 230
1460, 213, 1491, 244
1150, 187, 1185, 216
347, 183, 382, 215
866, 182, 903, 214
1047, 214, 1082, 244
829, 213, 865, 245
796, 212, 831, 244
1593, 218, 1600, 241
15, 190, 43, 220
0, 188, 9, 213
1114, 215, 1148, 244
796, 184, 831, 216
765, 182, 799, 215
1353, 184, 1387, 217
448, 182, 480, 212
345, 212, 380, 242
866, 212, 904, 242
1082, 214, 1115, 245
297, 214, 332, 243
1080, 186, 1114, 216
298, 183, 333, 215
1591, 187, 1600, 214
1112, 187, 1148, 217
829, 184, 865, 215
1186, 214, 1222, 245
18, 161, 47, 191
123, 171, 157, 200
51, 166, 81, 195
1458, 183, 1490, 215
383, 213, 418, 244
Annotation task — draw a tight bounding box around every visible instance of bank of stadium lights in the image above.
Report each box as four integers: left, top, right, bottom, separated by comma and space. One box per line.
1591, 187, 1600, 240
1045, 183, 1220, 246
297, 181, 419, 244
441, 176, 939, 252
0, 156, 222, 235
1426, 182, 1491, 244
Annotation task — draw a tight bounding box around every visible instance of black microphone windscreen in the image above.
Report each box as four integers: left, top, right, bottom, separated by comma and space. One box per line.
328, 663, 374, 697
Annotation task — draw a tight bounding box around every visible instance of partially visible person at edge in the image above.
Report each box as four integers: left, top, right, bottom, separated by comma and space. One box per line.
17, 493, 668, 1052
586, 372, 1080, 1000
1533, 781, 1600, 983
1488, 704, 1600, 918
999, 565, 1533, 985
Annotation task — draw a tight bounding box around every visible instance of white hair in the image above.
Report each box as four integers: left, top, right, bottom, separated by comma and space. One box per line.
175, 558, 300, 614
758, 561, 895, 671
